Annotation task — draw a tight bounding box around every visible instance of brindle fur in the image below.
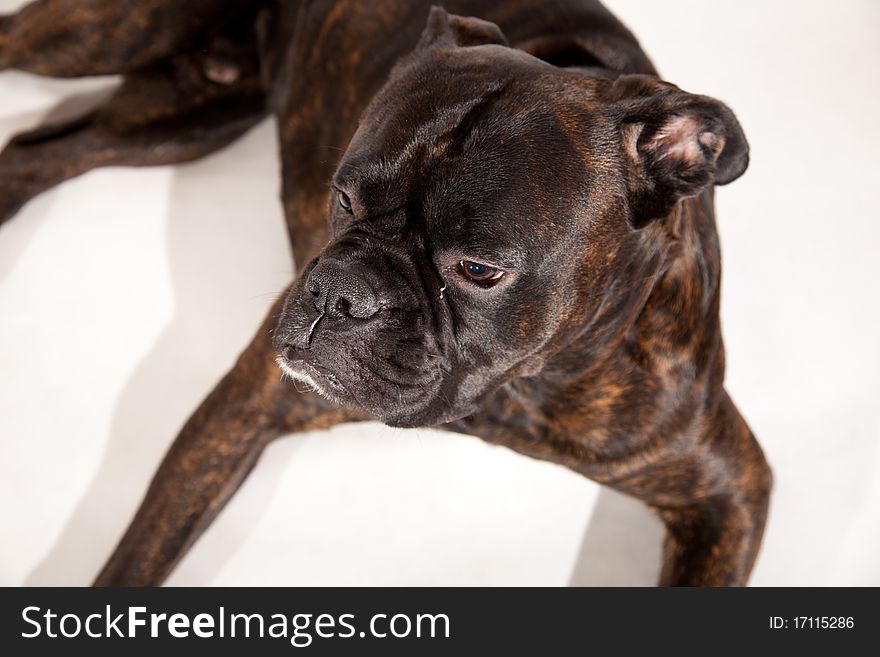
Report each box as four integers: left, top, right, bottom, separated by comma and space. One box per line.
0, 0, 771, 586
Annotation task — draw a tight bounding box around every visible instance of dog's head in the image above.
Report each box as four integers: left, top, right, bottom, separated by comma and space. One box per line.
273, 7, 748, 427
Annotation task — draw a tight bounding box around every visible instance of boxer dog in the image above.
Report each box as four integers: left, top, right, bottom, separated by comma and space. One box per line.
0, 0, 771, 586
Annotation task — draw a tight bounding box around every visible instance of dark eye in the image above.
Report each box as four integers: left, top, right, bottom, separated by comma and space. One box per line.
337, 190, 353, 213
458, 260, 504, 286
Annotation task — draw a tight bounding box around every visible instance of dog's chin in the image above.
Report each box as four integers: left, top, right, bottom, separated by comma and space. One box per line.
275, 356, 470, 428
360, 391, 476, 429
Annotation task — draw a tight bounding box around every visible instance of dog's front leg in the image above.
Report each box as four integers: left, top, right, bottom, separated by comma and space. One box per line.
454, 390, 771, 586
578, 394, 772, 586
644, 397, 773, 587
94, 297, 362, 586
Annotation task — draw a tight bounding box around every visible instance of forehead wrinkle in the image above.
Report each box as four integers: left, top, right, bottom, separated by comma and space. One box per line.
355, 81, 512, 191
430, 81, 511, 156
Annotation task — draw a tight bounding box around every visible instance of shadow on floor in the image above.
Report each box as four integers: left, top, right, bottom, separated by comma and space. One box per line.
24, 119, 294, 585
568, 488, 664, 586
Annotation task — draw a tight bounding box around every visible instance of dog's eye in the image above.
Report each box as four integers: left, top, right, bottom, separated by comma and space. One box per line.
337, 191, 353, 213
458, 260, 504, 286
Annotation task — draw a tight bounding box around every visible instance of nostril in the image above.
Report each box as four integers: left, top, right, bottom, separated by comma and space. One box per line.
334, 296, 351, 316
308, 258, 380, 320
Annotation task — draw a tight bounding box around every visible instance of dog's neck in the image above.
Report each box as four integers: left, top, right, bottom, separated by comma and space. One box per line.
628, 189, 725, 388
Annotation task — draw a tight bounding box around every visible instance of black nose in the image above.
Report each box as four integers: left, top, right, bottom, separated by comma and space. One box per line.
306, 258, 380, 320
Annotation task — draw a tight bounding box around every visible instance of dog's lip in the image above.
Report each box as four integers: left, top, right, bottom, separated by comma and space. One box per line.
276, 351, 445, 420
278, 355, 325, 381
276, 355, 345, 398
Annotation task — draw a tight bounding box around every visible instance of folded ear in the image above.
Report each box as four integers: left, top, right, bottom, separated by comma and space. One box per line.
606, 74, 749, 227
416, 6, 509, 50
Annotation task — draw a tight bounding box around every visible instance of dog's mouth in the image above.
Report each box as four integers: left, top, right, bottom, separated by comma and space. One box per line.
275, 355, 351, 406
275, 344, 458, 427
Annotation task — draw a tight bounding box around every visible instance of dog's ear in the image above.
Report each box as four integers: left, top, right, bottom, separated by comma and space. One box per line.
606, 74, 749, 227
417, 6, 509, 50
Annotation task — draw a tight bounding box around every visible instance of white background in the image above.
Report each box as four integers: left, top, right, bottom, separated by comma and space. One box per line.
1, 0, 878, 586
